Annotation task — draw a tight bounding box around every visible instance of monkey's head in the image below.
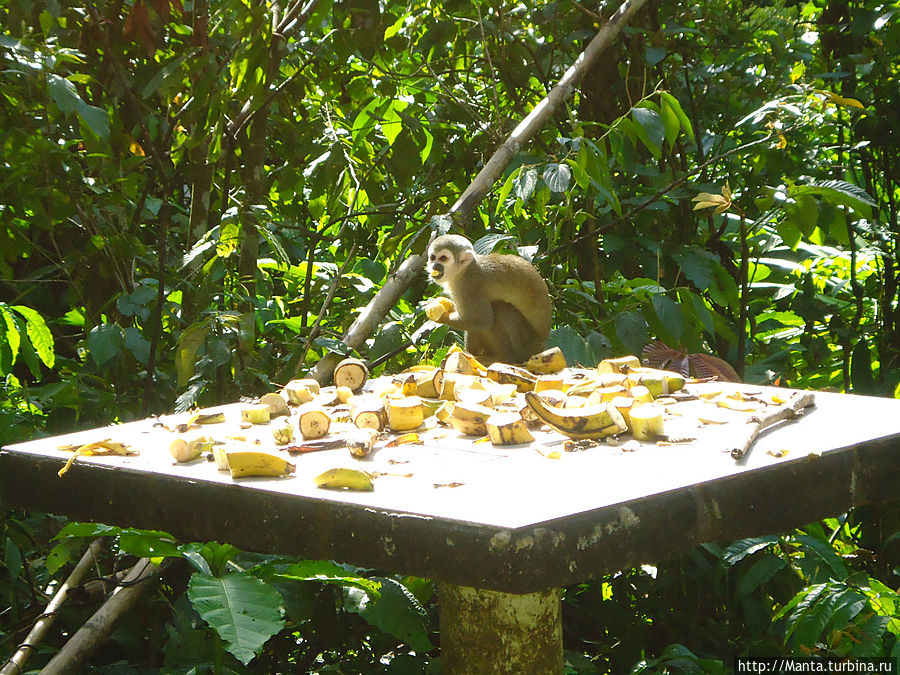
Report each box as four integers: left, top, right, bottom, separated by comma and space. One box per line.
427, 234, 475, 288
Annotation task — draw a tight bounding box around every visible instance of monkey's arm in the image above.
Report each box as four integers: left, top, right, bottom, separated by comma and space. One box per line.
438, 286, 495, 332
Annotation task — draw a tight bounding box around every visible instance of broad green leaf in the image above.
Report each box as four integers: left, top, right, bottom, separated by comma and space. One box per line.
631, 106, 665, 157
651, 295, 685, 345
548, 325, 592, 368
13, 305, 55, 369
77, 104, 110, 141
346, 577, 433, 652
722, 535, 779, 566
738, 553, 787, 596
118, 532, 182, 559
515, 168, 538, 202
784, 194, 818, 237
188, 571, 285, 666
682, 290, 715, 335
660, 91, 694, 141
614, 311, 649, 356
631, 107, 666, 157
382, 100, 406, 146
789, 180, 875, 220
87, 323, 123, 367
47, 73, 82, 116
124, 328, 150, 365
795, 535, 849, 579
660, 98, 680, 148
175, 321, 210, 388
278, 560, 383, 597
543, 162, 571, 193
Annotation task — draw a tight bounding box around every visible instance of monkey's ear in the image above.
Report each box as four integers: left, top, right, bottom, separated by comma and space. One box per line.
457, 249, 475, 265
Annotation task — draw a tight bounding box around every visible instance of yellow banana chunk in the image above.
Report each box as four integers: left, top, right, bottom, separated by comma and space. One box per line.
241, 404, 271, 425
386, 396, 424, 431
629, 403, 665, 441
597, 355, 641, 374
486, 363, 536, 392
523, 347, 567, 374
624, 368, 686, 397
425, 296, 455, 321
486, 413, 535, 445
226, 450, 295, 478
314, 467, 374, 491
524, 391, 628, 440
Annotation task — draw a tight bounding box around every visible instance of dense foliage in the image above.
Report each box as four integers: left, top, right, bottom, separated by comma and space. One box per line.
2, 0, 899, 671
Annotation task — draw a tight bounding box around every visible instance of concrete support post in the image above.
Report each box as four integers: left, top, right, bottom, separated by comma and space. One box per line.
438, 582, 563, 674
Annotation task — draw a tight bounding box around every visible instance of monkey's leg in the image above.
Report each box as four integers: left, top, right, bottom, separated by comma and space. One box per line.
490, 302, 543, 363
464, 331, 505, 366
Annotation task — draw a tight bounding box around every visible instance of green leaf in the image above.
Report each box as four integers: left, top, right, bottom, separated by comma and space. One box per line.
789, 180, 876, 220
278, 560, 383, 598
118, 532, 183, 559
175, 321, 210, 388
47, 73, 82, 116
346, 577, 433, 652
1, 305, 21, 367
784, 194, 818, 238
188, 571, 285, 666
543, 162, 571, 193
795, 535, 850, 579
631, 106, 664, 158
382, 100, 406, 146
494, 168, 517, 214
722, 536, 779, 566
651, 295, 685, 345
660, 91, 695, 141
77, 104, 110, 141
738, 553, 787, 596
87, 323, 123, 367
13, 305, 55, 369
515, 168, 538, 202
614, 311, 649, 355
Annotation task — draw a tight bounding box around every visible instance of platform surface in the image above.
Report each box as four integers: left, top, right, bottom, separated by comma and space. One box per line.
2, 381, 898, 593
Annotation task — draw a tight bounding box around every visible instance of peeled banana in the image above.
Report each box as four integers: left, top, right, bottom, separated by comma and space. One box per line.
524, 391, 628, 440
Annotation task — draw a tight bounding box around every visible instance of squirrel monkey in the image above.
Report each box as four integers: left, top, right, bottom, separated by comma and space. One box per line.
425, 234, 552, 364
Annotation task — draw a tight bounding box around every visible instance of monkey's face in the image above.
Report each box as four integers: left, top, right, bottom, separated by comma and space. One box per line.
427, 245, 468, 288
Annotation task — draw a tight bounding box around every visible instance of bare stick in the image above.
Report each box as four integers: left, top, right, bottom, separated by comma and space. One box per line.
39, 558, 161, 675
730, 392, 816, 460
0, 539, 106, 675
309, 0, 648, 380
449, 0, 649, 219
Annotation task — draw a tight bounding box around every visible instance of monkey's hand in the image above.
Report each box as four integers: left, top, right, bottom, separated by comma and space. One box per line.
425, 297, 455, 323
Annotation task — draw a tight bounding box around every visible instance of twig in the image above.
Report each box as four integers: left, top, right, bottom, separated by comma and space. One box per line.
0, 539, 106, 675
730, 392, 816, 460
39, 558, 161, 674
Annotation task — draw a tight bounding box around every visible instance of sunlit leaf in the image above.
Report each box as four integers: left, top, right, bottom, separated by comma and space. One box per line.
188, 571, 285, 666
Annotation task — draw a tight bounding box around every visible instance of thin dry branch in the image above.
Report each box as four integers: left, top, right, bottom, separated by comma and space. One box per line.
0, 539, 106, 675
730, 392, 816, 460
39, 558, 161, 675
308, 0, 648, 383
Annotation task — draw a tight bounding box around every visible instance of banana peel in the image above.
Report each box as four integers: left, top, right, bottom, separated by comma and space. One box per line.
314, 467, 374, 491
226, 450, 295, 478
522, 347, 567, 374
524, 392, 628, 440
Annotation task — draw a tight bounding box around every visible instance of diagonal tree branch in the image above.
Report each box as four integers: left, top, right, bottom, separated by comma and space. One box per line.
308, 0, 649, 383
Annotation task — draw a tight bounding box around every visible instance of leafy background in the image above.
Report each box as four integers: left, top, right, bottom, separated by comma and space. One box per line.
2, 0, 899, 671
